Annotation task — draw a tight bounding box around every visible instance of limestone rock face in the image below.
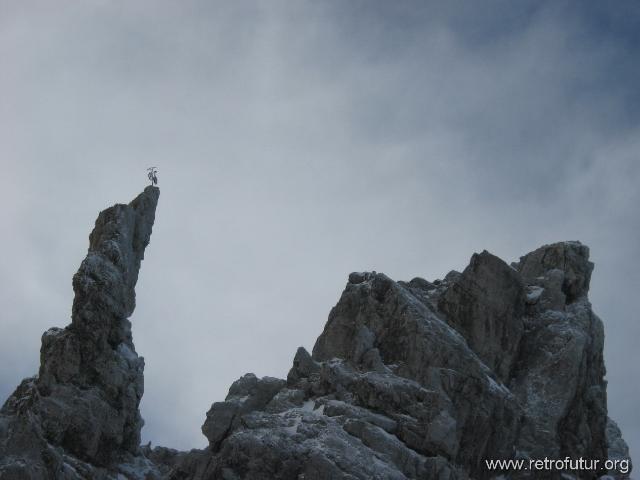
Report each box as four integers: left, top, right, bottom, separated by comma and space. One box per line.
510, 242, 607, 468
0, 201, 631, 480
168, 241, 631, 480
437, 250, 525, 382
0, 186, 159, 479
515, 241, 593, 304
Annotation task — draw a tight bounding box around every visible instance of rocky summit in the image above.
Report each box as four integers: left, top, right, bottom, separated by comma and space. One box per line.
0, 186, 160, 479
0, 188, 632, 480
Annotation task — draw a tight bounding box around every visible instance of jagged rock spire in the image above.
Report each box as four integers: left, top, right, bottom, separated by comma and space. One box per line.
0, 187, 159, 478
72, 185, 159, 335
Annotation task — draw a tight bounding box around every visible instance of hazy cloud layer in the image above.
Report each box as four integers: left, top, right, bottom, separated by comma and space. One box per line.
1, 0, 638, 460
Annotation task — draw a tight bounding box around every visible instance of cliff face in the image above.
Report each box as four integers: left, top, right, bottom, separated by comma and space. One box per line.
0, 186, 160, 479
170, 242, 629, 480
0, 187, 631, 480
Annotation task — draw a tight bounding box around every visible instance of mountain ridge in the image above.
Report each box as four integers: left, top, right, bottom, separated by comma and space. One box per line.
0, 188, 631, 480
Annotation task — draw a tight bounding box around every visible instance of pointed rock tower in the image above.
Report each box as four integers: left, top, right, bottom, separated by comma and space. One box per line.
0, 186, 159, 479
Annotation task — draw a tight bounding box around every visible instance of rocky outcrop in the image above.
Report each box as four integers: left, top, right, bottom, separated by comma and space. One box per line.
0, 186, 160, 479
510, 242, 606, 467
168, 241, 631, 480
0, 187, 631, 480
437, 250, 525, 382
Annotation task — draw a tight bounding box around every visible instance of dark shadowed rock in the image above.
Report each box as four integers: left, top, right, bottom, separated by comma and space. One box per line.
438, 250, 525, 381
0, 186, 159, 479
514, 241, 593, 304
202, 373, 286, 450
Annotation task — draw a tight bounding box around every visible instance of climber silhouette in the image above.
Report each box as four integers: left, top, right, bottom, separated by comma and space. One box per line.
147, 167, 158, 186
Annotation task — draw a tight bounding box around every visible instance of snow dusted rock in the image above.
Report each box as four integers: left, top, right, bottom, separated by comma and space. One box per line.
168, 241, 630, 480
202, 373, 287, 449
0, 195, 631, 480
0, 186, 160, 479
510, 243, 607, 471
606, 418, 632, 479
515, 241, 593, 304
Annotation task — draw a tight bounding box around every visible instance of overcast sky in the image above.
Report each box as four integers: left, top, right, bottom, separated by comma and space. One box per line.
1, 0, 638, 463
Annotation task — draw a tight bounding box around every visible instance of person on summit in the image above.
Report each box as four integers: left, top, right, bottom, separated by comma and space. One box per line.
147, 167, 158, 185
